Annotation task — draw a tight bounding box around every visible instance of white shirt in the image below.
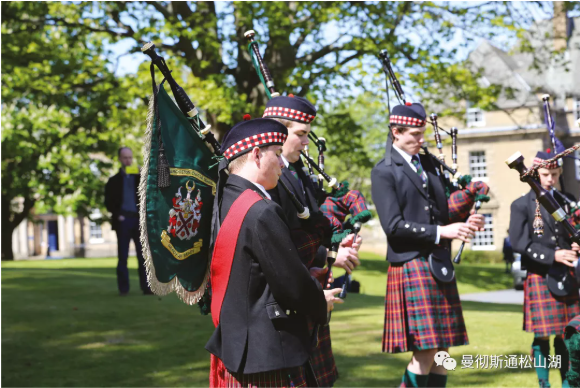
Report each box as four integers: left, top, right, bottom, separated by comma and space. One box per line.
393, 143, 441, 244
252, 181, 271, 200
281, 155, 290, 168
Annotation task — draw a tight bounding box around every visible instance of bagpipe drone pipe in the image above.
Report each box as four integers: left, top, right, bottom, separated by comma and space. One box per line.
378, 49, 490, 265
245, 30, 372, 316
244, 31, 372, 259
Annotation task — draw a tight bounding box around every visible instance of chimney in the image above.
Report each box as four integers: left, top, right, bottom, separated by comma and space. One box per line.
553, 1, 568, 51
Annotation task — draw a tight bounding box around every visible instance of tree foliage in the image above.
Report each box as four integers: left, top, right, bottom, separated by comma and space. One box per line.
1, 2, 143, 259
3, 1, 576, 259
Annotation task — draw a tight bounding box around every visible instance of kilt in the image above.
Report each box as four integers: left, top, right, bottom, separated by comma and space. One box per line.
308, 319, 338, 387
523, 273, 580, 337
383, 257, 468, 353
209, 355, 308, 387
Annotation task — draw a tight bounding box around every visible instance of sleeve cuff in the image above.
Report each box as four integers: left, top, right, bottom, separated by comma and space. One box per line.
435, 226, 441, 244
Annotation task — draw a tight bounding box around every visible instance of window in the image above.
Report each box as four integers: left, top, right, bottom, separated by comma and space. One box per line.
89, 209, 104, 243
472, 213, 495, 249
574, 98, 580, 124
467, 107, 485, 127
89, 221, 103, 241
469, 151, 487, 179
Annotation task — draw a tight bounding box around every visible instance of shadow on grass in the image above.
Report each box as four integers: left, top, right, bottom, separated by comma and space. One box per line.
2, 266, 216, 386
358, 260, 513, 292
2, 264, 528, 387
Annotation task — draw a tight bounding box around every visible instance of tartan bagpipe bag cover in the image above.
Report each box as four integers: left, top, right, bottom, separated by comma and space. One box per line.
139, 86, 217, 305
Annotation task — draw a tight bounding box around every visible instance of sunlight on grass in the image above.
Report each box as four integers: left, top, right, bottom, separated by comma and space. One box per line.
2, 256, 555, 387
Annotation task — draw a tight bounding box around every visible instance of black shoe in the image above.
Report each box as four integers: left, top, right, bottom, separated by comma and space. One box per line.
143, 289, 155, 295
119, 292, 129, 297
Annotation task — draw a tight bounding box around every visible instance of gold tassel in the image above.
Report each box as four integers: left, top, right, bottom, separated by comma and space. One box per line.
533, 199, 544, 236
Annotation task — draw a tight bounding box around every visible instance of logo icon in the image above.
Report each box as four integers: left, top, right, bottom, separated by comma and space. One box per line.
434, 351, 456, 371
443, 357, 457, 371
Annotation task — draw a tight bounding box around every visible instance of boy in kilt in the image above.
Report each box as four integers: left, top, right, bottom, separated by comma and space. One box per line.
205, 117, 343, 387
371, 102, 484, 388
263, 95, 363, 387
509, 151, 580, 388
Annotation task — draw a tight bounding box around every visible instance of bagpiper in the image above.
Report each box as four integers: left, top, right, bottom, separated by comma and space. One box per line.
264, 94, 362, 387
371, 102, 484, 388
509, 151, 580, 388
205, 117, 341, 387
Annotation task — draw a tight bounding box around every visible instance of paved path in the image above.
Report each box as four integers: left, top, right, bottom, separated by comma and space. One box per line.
461, 289, 524, 305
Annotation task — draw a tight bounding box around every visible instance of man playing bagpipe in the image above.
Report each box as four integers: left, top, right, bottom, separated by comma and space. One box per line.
509, 151, 580, 388
371, 102, 484, 388
205, 117, 343, 387
263, 94, 363, 387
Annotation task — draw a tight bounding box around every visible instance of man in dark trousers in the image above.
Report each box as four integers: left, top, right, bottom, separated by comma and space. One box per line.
105, 147, 151, 295
206, 117, 342, 387
509, 151, 580, 388
263, 95, 362, 387
371, 103, 484, 388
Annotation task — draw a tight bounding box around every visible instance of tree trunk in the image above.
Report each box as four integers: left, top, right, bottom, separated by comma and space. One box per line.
1, 198, 15, 260
2, 194, 35, 261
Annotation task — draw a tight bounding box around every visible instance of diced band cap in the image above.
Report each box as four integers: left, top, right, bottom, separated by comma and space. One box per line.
390, 102, 427, 127
533, 151, 559, 170
222, 118, 288, 161
263, 95, 316, 124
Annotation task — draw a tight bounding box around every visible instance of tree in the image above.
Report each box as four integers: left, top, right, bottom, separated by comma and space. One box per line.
3, 1, 577, 259
1, 2, 143, 260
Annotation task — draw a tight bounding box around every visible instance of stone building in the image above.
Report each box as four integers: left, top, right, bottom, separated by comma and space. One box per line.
435, 7, 580, 253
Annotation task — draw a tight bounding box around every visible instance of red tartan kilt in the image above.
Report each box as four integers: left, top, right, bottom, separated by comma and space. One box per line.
383, 257, 468, 353
209, 355, 308, 387
524, 273, 580, 337
307, 319, 338, 387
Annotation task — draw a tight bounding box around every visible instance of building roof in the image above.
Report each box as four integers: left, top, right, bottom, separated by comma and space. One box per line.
468, 16, 580, 110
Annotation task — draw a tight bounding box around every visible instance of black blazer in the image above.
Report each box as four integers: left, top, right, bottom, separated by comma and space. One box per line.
371, 137, 449, 264
205, 175, 327, 374
509, 190, 573, 276
268, 159, 330, 268
104, 169, 140, 231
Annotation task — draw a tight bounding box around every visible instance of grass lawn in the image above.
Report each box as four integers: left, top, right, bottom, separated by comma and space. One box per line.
1, 252, 564, 387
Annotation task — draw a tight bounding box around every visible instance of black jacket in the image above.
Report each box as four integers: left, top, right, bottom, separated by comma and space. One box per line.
205, 174, 327, 374
509, 190, 574, 276
104, 169, 140, 231
268, 159, 330, 268
371, 137, 449, 263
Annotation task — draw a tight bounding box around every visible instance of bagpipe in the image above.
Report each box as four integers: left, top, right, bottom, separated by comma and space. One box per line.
244, 30, 372, 305
504, 96, 580, 296
542, 94, 580, 221
506, 148, 580, 295
244, 32, 371, 243
139, 42, 313, 310
378, 49, 490, 265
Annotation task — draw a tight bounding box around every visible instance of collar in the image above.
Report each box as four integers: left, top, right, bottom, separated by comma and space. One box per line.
281, 155, 290, 168
252, 181, 272, 200
392, 143, 417, 164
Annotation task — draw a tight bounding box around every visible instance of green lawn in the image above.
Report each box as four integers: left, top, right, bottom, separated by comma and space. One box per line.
1, 252, 563, 387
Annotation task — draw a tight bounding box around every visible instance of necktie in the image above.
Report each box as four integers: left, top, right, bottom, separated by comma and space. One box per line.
411, 155, 428, 184
287, 164, 305, 193
287, 164, 300, 180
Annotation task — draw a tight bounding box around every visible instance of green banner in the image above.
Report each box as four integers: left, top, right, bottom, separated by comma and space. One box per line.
140, 86, 217, 305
